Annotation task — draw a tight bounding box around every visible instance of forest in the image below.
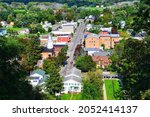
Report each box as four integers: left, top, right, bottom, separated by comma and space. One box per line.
1, 0, 136, 6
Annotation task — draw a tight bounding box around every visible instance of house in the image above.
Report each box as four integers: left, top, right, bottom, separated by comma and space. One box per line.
8, 22, 14, 27
0, 21, 7, 27
29, 69, 49, 86
92, 56, 111, 68
85, 15, 95, 22
0, 28, 7, 36
18, 28, 30, 35
41, 21, 52, 31
86, 24, 92, 31
63, 67, 82, 94
100, 27, 112, 33
120, 21, 126, 29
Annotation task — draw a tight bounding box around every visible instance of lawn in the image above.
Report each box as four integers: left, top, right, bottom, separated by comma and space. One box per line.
14, 10, 26, 13
104, 79, 121, 100
6, 27, 25, 31
61, 93, 82, 100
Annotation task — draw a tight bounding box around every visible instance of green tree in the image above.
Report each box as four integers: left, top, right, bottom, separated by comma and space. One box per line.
76, 55, 96, 72
43, 59, 63, 95
110, 38, 150, 99
0, 36, 42, 100
82, 71, 103, 100
56, 45, 68, 66
19, 35, 41, 72
132, 0, 150, 34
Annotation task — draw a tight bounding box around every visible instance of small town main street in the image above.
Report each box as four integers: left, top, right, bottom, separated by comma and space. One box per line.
61, 22, 86, 76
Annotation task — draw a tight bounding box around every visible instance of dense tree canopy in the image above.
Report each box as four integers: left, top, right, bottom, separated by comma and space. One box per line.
81, 71, 103, 100
110, 37, 150, 99
0, 36, 42, 99
43, 59, 63, 95
132, 0, 150, 34
76, 55, 96, 72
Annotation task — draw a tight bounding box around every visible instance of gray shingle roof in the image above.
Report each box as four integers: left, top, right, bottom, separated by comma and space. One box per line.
31, 69, 45, 76
84, 48, 101, 51
64, 75, 82, 83
93, 51, 111, 56
64, 67, 82, 83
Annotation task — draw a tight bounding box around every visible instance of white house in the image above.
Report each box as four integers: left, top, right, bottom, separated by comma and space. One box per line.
41, 21, 52, 31
86, 24, 92, 31
18, 28, 30, 35
0, 21, 7, 27
29, 69, 49, 86
63, 67, 82, 94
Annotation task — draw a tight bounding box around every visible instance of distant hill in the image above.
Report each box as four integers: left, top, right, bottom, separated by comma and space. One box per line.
1, 0, 138, 6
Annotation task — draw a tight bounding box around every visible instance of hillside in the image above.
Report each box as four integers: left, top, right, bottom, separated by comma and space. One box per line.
1, 0, 138, 6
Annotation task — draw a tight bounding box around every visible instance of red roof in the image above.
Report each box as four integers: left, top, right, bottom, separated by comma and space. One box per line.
57, 36, 70, 42
99, 31, 109, 34
92, 56, 111, 67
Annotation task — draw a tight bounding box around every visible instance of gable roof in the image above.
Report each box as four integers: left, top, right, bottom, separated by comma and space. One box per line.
64, 67, 82, 83
31, 69, 45, 76
64, 75, 82, 83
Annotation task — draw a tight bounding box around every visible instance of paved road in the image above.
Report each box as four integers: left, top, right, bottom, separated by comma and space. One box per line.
61, 23, 85, 76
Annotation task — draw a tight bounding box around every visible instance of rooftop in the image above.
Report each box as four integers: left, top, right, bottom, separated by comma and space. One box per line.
30, 69, 45, 76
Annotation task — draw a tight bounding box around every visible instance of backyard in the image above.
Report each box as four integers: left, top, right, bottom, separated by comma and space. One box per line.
104, 79, 121, 100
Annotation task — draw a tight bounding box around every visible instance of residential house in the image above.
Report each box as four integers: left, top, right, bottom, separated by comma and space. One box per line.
0, 21, 7, 27
92, 56, 111, 68
85, 15, 95, 22
8, 22, 14, 27
29, 69, 49, 86
63, 67, 82, 94
41, 21, 52, 31
86, 24, 92, 31
100, 27, 112, 33
18, 28, 30, 35
0, 28, 7, 36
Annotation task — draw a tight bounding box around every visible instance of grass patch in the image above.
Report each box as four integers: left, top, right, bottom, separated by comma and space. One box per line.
61, 93, 82, 100
14, 10, 26, 13
6, 27, 25, 31
104, 79, 121, 100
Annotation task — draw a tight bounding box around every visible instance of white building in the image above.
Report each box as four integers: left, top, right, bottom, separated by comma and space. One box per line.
41, 21, 52, 31
63, 67, 82, 94
86, 24, 92, 31
29, 69, 49, 86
